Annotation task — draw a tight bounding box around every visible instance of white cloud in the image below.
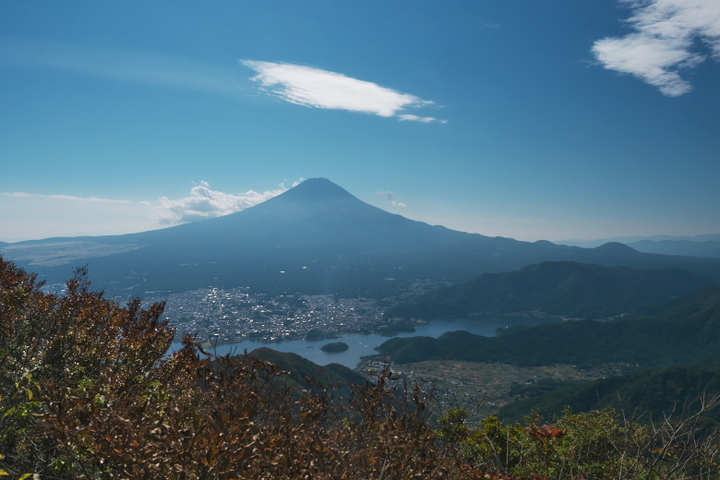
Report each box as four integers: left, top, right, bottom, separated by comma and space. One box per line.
155, 181, 288, 224
377, 190, 406, 208
0, 38, 242, 96
0, 182, 295, 242
2, 192, 132, 203
242, 60, 445, 122
398, 114, 446, 123
592, 0, 720, 96
0, 40, 446, 120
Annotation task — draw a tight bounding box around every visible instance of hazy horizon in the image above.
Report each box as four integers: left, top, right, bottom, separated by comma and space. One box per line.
1, 177, 719, 245
2, 1, 719, 244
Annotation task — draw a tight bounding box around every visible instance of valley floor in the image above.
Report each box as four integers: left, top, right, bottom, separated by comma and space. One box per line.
360, 359, 632, 424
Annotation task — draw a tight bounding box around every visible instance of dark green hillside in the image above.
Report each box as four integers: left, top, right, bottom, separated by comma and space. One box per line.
379, 286, 720, 367
320, 341, 350, 353
248, 347, 366, 393
387, 261, 716, 320
499, 364, 720, 427
640, 285, 720, 323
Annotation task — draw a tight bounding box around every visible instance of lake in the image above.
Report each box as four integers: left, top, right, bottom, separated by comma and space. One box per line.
175, 316, 543, 369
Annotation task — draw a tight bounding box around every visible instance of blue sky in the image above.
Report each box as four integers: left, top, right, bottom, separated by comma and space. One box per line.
1, 1, 719, 243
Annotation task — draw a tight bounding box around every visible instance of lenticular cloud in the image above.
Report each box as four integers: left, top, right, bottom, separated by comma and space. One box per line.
592, 0, 720, 96
242, 60, 442, 122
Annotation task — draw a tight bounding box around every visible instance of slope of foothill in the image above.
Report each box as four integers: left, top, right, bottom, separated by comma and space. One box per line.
247, 347, 367, 396
4, 178, 720, 298
378, 286, 720, 368
386, 261, 716, 320
499, 362, 720, 427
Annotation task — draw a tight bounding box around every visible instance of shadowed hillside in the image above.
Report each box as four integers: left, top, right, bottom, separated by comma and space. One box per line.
379, 286, 720, 367
387, 261, 716, 320
499, 361, 720, 428
248, 347, 366, 395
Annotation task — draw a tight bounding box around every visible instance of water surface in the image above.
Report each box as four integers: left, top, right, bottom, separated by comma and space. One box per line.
178, 317, 542, 369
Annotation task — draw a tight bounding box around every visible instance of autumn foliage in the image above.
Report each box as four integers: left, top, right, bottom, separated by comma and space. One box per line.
0, 257, 479, 479
3, 255, 720, 479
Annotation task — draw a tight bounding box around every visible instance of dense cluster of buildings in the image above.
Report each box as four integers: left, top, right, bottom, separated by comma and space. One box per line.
147, 287, 389, 343
142, 278, 449, 344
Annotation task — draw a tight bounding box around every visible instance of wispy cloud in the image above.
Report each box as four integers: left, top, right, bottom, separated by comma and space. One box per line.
0, 40, 446, 121
155, 181, 290, 224
3, 182, 292, 227
0, 38, 242, 95
592, 0, 720, 96
377, 190, 406, 208
398, 114, 447, 124
0, 183, 294, 241
477, 21, 501, 30
242, 60, 445, 122
2, 192, 132, 203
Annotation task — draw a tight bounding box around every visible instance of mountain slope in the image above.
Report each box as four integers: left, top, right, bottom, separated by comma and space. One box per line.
248, 347, 366, 396
387, 261, 717, 320
379, 286, 720, 367
4, 178, 720, 297
499, 364, 720, 426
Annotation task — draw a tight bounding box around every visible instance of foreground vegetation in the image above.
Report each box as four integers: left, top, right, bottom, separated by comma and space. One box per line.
3, 256, 720, 479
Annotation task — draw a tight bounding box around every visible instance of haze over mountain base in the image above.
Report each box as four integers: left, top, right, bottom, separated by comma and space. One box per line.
3, 178, 720, 300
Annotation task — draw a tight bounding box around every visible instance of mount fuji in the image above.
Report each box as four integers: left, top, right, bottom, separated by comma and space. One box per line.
3, 178, 720, 297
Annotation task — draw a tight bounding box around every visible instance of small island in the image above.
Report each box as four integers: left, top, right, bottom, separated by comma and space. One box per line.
320, 341, 349, 353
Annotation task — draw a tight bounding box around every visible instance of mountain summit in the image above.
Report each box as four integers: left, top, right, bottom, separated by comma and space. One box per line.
150, 178, 435, 252
222, 177, 398, 231
4, 178, 720, 296
274, 177, 359, 203
238, 177, 371, 219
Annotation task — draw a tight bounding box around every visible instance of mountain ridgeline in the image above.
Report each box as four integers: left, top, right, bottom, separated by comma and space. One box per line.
628, 238, 720, 258
247, 347, 366, 396
3, 178, 720, 298
387, 261, 717, 320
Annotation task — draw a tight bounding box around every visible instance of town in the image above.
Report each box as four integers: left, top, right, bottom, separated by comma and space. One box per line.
144, 279, 447, 344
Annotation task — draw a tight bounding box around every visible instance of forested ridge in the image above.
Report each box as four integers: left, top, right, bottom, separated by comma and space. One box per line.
379, 285, 720, 367
386, 261, 717, 320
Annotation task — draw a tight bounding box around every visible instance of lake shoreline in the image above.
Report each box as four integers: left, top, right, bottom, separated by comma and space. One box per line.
171, 316, 555, 370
